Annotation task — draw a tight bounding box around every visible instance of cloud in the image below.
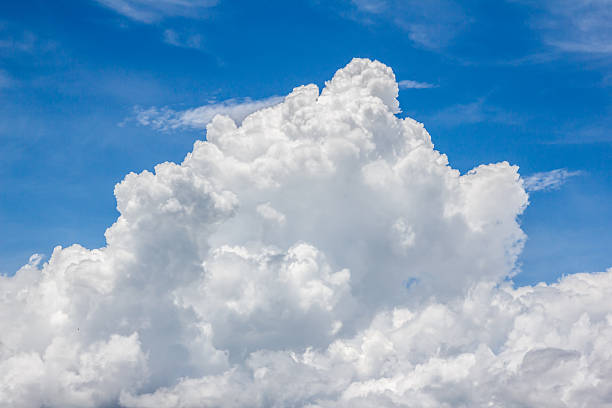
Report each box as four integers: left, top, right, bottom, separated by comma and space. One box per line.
94, 0, 217, 23
344, 0, 468, 49
0, 25, 57, 56
548, 112, 612, 144
516, 0, 612, 54
121, 269, 612, 407
162, 29, 203, 50
523, 168, 582, 192
132, 96, 284, 130
429, 98, 521, 127
0, 28, 36, 53
1, 58, 610, 407
398, 79, 436, 89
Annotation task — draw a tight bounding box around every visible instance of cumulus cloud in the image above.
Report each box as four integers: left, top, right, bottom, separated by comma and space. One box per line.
94, 0, 217, 23
523, 168, 582, 192
398, 79, 436, 89
133, 96, 283, 131
122, 269, 612, 407
1, 58, 610, 407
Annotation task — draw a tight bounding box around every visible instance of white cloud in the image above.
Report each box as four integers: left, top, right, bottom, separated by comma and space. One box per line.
344, 0, 468, 49
1, 58, 610, 407
122, 269, 612, 407
162, 29, 203, 50
133, 96, 284, 130
398, 79, 436, 89
523, 168, 582, 192
94, 0, 217, 23
516, 0, 612, 54
256, 202, 286, 225
429, 98, 521, 127
0, 25, 58, 57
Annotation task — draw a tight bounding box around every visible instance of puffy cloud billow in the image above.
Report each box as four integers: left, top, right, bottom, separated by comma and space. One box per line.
1, 58, 611, 407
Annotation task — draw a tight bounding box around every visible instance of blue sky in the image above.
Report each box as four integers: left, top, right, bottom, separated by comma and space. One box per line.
1, 0, 610, 284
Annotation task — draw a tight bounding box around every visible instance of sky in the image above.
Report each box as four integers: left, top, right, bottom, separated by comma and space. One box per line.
1, 0, 611, 284
1, 0, 611, 285
1, 1, 612, 407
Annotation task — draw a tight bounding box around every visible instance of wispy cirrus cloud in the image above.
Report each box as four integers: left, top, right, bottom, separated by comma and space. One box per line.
545, 108, 612, 144
429, 98, 522, 127
0, 24, 58, 56
162, 29, 204, 50
523, 168, 583, 192
334, 0, 468, 50
516, 0, 612, 55
0, 29, 36, 53
398, 79, 437, 89
94, 0, 217, 23
132, 95, 283, 131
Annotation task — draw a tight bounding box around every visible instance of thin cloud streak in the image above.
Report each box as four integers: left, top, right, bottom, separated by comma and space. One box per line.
132, 96, 284, 131
516, 0, 612, 55
428, 98, 522, 127
523, 168, 583, 192
163, 29, 204, 50
399, 79, 437, 89
339, 0, 468, 50
94, 0, 218, 23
